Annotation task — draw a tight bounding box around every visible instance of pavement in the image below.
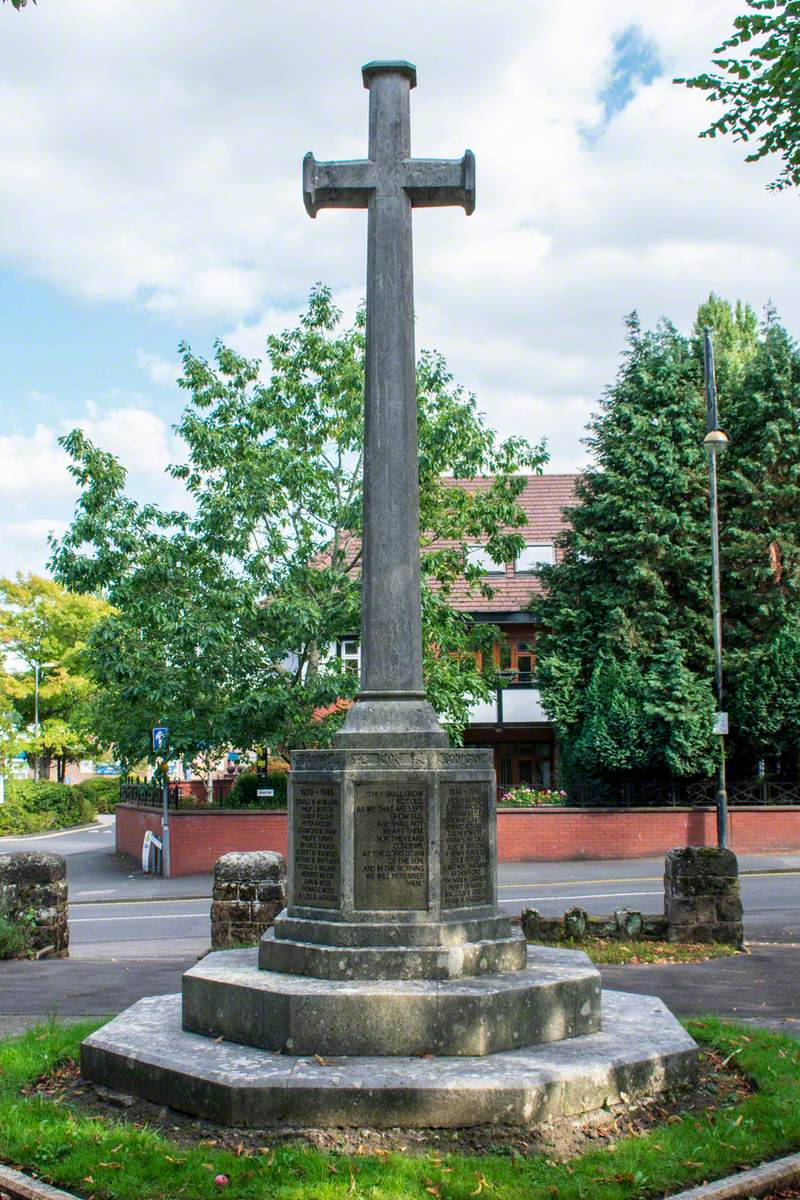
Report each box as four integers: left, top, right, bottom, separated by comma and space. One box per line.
1, 819, 799, 1039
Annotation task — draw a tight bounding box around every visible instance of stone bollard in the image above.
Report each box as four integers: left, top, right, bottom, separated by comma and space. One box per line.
563, 906, 588, 941
519, 907, 541, 941
211, 851, 287, 949
0, 852, 69, 958
664, 847, 744, 947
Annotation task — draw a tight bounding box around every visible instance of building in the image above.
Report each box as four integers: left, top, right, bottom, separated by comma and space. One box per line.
334, 473, 578, 800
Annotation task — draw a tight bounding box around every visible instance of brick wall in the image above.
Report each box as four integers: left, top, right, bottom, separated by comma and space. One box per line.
116, 805, 288, 876
497, 806, 800, 861
116, 803, 800, 875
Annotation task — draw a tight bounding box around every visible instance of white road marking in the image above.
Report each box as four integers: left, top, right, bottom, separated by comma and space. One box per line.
499, 890, 660, 903
70, 913, 206, 923
0, 822, 112, 843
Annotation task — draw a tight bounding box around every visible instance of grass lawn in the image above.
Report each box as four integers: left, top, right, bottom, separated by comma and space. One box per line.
0, 1019, 798, 1199
561, 939, 741, 965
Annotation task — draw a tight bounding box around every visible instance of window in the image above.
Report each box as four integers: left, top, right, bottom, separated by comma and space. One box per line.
514, 543, 555, 574
498, 636, 536, 681
466, 546, 506, 576
337, 638, 360, 673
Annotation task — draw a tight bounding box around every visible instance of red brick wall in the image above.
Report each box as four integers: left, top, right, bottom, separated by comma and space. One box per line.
496, 806, 800, 861
116, 803, 800, 875
116, 805, 288, 876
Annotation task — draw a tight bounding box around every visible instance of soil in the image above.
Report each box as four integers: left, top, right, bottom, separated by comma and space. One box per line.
26, 1047, 754, 1162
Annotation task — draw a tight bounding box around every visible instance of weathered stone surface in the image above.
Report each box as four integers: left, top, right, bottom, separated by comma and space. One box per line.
664, 847, 738, 878
0, 852, 65, 885
82, 987, 697, 1128
183, 945, 601, 1056
519, 907, 541, 941
664, 846, 743, 947
271, 911, 513, 948
0, 852, 68, 957
614, 908, 643, 939
211, 852, 287, 950
215, 851, 285, 884
260, 927, 527, 981
563, 907, 588, 940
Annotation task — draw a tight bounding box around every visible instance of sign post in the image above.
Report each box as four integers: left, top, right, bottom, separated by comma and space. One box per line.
152, 727, 171, 878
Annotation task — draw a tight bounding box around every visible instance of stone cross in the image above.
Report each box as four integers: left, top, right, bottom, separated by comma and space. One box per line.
304, 61, 475, 747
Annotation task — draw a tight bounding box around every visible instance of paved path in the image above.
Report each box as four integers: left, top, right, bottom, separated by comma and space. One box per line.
2, 944, 798, 1040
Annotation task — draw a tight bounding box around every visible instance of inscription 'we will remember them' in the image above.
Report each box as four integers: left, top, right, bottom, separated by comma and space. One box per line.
354, 783, 428, 910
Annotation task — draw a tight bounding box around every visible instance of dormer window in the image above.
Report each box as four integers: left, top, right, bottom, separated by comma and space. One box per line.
514, 543, 554, 574
466, 546, 506, 576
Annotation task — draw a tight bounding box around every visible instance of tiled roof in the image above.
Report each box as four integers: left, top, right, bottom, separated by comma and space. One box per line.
313, 473, 579, 616
434, 474, 578, 613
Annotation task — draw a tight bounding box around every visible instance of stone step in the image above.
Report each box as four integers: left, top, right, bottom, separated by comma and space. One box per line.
259, 927, 528, 980
181, 945, 601, 1057
80, 988, 698, 1128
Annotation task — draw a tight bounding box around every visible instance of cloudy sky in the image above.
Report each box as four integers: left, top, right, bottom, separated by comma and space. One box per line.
2, 0, 798, 578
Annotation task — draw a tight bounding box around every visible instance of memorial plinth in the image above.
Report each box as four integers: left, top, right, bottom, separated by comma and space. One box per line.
79, 58, 698, 1130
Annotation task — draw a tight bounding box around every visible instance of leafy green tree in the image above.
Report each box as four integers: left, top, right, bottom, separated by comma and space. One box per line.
676, 1, 800, 190
51, 286, 546, 766
722, 312, 800, 773
0, 575, 111, 780
536, 296, 800, 786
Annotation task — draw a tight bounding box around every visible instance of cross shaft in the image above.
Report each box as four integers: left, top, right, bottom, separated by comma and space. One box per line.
304, 61, 474, 747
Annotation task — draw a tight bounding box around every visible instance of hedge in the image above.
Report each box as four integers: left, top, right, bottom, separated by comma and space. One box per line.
0, 779, 115, 836
226, 770, 288, 808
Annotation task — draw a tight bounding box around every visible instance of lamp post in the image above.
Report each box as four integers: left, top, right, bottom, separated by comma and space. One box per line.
32, 659, 55, 780
702, 328, 729, 849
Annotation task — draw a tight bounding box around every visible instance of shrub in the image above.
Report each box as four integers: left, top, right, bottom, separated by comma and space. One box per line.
225, 770, 288, 808
0, 780, 97, 835
73, 778, 120, 813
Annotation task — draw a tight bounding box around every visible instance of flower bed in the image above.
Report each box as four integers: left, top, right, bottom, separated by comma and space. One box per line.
499, 786, 569, 807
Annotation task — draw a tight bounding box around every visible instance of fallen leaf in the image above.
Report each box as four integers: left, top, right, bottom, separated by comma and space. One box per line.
471, 1172, 488, 1196
314, 1053, 329, 1066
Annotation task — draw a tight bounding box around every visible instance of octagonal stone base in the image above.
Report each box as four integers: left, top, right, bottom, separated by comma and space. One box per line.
182, 945, 601, 1057
81, 988, 698, 1128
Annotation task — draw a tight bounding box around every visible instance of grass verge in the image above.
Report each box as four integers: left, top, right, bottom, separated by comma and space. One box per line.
558, 938, 741, 965
0, 1019, 798, 1199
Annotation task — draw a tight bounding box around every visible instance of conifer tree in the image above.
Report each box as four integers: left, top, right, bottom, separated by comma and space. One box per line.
536, 297, 800, 787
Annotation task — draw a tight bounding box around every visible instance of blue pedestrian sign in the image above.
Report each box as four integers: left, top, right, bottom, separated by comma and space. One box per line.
152, 726, 169, 753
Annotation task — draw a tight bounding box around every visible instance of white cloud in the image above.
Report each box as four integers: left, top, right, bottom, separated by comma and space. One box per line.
1, 0, 799, 558
0, 407, 185, 577
135, 350, 180, 388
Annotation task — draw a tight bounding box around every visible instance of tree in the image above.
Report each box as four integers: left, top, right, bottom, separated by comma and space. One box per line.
51, 286, 546, 767
721, 310, 800, 774
3, 2, 36, 8
676, 1, 800, 190
0, 575, 111, 780
535, 296, 800, 786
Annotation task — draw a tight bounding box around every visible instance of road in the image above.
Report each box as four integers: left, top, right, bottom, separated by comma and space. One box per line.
2, 819, 798, 959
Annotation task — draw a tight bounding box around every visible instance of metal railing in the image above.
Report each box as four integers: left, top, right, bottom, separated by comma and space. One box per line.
120, 778, 182, 808
566, 777, 800, 809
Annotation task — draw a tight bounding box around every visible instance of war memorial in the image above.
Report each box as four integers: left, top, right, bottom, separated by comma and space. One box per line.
81, 61, 697, 1129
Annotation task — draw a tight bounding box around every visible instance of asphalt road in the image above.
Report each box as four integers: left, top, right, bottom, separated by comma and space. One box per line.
2, 818, 798, 958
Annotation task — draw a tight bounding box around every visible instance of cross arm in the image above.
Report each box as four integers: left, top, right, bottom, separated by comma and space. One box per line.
403, 149, 475, 213
303, 153, 376, 217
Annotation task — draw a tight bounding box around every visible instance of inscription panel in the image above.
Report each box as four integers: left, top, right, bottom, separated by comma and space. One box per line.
292, 781, 341, 908
354, 782, 428, 910
441, 781, 492, 909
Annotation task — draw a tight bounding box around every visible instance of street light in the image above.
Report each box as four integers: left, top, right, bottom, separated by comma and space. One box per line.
32, 659, 56, 780
702, 328, 729, 849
